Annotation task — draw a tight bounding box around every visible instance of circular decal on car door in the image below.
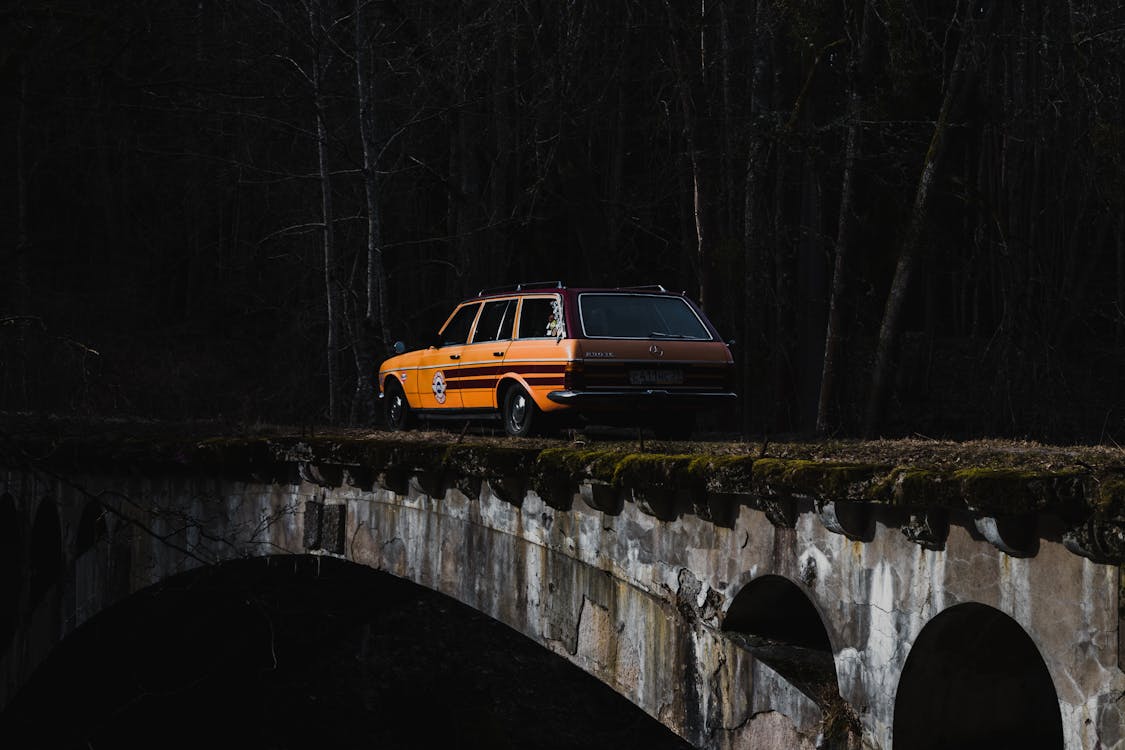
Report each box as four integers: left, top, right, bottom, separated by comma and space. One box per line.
432, 371, 447, 404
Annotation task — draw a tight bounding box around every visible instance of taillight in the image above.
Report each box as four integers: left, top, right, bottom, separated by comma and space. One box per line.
563, 360, 584, 390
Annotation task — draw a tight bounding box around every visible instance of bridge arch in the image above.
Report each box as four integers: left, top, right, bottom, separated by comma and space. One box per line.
892, 601, 1063, 749
0, 493, 19, 651
723, 574, 832, 651
1, 554, 693, 749
2, 458, 1121, 750
721, 574, 839, 711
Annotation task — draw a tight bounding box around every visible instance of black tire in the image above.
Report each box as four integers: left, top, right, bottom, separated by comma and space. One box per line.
385, 381, 413, 431
502, 386, 539, 437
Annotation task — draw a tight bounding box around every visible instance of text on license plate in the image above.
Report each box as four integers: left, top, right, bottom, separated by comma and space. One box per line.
629, 368, 684, 386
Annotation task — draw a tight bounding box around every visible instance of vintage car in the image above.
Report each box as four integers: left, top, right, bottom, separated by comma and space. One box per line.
377, 282, 737, 437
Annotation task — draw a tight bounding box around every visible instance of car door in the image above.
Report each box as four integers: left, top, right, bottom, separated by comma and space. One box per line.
414, 302, 480, 410
500, 294, 568, 405
455, 297, 517, 409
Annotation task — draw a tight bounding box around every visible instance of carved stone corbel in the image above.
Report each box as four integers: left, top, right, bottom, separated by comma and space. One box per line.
901, 508, 949, 551
817, 500, 874, 542
580, 481, 624, 515
973, 514, 1039, 558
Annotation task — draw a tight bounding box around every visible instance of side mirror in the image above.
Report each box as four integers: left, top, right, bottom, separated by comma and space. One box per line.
393, 341, 406, 355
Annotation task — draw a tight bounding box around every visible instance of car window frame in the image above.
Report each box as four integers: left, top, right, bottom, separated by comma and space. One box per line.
470, 297, 517, 344
515, 294, 565, 340
438, 302, 482, 347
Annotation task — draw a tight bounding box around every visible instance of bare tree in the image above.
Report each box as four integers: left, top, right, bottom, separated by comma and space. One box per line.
306, 0, 344, 423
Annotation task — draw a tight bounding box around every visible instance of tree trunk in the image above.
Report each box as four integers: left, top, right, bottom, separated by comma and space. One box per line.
488, 4, 513, 281
797, 137, 825, 433
1117, 215, 1124, 349
309, 1, 341, 423
816, 0, 872, 436
664, 0, 711, 310
350, 0, 392, 425
740, 0, 776, 437
864, 4, 979, 437
7, 62, 32, 409
449, 2, 478, 296
13, 62, 30, 318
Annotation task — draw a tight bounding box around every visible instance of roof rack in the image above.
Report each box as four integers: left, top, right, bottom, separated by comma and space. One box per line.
616, 284, 668, 292
477, 280, 564, 296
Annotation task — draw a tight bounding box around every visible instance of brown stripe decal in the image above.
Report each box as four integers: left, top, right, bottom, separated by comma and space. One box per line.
524, 377, 565, 386
447, 378, 495, 390
455, 363, 567, 377
447, 377, 564, 390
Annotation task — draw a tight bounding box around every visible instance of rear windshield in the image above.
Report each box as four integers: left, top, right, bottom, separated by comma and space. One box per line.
578, 293, 712, 340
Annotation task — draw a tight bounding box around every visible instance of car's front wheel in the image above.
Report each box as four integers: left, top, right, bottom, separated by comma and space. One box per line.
385, 381, 413, 431
503, 386, 539, 437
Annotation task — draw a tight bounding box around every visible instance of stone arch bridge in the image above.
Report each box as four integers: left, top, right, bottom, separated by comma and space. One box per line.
0, 428, 1122, 748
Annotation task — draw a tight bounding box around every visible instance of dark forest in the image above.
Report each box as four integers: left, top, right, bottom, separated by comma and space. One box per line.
2, 0, 1123, 442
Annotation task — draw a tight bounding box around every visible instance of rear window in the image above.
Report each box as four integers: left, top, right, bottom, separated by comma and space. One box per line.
579, 293, 712, 340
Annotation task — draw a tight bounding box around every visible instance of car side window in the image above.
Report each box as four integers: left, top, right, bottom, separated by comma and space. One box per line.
472, 299, 515, 343
518, 297, 564, 339
439, 303, 480, 346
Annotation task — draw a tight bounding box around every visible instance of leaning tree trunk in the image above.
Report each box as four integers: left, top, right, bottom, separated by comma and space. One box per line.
864, 4, 981, 437
816, 0, 873, 436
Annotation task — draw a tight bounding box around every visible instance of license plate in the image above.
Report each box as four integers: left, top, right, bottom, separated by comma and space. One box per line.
629, 368, 684, 386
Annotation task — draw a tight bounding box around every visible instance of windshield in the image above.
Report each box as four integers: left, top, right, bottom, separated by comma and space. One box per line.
578, 293, 712, 340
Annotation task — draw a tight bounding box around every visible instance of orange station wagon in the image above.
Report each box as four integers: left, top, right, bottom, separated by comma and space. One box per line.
377, 282, 737, 438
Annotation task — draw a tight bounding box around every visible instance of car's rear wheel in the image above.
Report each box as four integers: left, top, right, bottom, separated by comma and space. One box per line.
385, 381, 413, 431
503, 386, 539, 437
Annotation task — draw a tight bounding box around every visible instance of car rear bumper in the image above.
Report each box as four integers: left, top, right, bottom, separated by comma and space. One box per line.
547, 389, 737, 410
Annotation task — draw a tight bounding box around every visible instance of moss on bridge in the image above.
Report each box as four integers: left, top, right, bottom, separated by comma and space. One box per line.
2, 415, 1123, 560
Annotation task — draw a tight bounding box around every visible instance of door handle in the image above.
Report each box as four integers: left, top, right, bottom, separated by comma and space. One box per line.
493, 351, 504, 357
449, 354, 461, 360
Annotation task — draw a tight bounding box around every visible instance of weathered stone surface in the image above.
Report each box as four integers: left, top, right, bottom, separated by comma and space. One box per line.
741, 711, 816, 750
1, 429, 1123, 749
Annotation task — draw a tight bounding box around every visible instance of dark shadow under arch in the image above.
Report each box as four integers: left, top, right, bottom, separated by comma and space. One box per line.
75, 500, 107, 557
29, 498, 61, 608
0, 494, 19, 652
893, 602, 1063, 750
724, 574, 831, 650
722, 575, 837, 707
0, 555, 692, 750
